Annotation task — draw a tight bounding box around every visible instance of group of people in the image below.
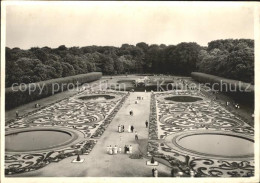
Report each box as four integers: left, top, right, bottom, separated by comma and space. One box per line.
124, 145, 133, 154
106, 145, 120, 155
135, 96, 144, 104
226, 101, 241, 109
118, 125, 125, 133
106, 145, 133, 155
234, 103, 240, 109
152, 168, 159, 177
117, 125, 136, 133
136, 96, 143, 100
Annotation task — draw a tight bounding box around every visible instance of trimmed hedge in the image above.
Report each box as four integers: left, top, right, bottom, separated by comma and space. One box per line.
6, 72, 102, 110
191, 72, 254, 94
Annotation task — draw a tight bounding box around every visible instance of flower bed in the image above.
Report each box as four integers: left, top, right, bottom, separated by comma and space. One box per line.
91, 93, 129, 138
5, 140, 96, 175
148, 93, 158, 140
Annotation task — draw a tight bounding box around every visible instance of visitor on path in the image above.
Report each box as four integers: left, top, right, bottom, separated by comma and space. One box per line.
109, 145, 113, 155
190, 170, 195, 177
16, 111, 19, 118
145, 120, 148, 128
124, 145, 127, 154
118, 125, 121, 133
128, 125, 131, 133
131, 125, 134, 133
237, 104, 240, 109
129, 145, 133, 154
106, 146, 110, 153
118, 147, 122, 154
113, 145, 118, 154
135, 131, 138, 140
125, 145, 130, 154
130, 110, 133, 116
152, 168, 155, 177
154, 168, 158, 177
122, 125, 125, 132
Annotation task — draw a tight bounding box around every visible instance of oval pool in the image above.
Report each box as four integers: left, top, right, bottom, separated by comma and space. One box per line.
5, 129, 77, 152
165, 131, 254, 159
164, 96, 203, 102
78, 95, 115, 101
177, 133, 254, 157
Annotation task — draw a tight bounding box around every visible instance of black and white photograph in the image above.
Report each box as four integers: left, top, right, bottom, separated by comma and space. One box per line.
1, 1, 259, 183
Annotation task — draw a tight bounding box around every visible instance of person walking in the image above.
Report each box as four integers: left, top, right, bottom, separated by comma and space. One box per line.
124, 145, 127, 154
130, 110, 133, 116
145, 120, 148, 128
113, 145, 118, 154
152, 168, 155, 177
154, 168, 158, 177
135, 131, 138, 140
129, 145, 133, 154
109, 145, 113, 155
15, 111, 19, 118
128, 125, 131, 133
131, 125, 134, 133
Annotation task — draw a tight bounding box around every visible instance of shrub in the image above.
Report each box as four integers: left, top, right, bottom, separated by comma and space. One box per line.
5, 72, 102, 109
191, 72, 254, 94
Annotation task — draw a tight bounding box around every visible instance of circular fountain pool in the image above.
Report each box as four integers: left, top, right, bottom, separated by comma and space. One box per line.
78, 95, 115, 101
165, 131, 254, 159
5, 128, 82, 152
164, 96, 203, 102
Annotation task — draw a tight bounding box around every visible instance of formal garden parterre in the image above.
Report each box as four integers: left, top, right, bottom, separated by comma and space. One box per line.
147, 87, 254, 177
5, 89, 129, 175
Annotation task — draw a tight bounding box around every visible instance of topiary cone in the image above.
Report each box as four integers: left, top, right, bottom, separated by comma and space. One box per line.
151, 156, 155, 164
76, 154, 81, 161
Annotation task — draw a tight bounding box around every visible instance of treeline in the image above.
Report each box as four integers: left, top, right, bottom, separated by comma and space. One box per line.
6, 39, 254, 87
197, 39, 254, 84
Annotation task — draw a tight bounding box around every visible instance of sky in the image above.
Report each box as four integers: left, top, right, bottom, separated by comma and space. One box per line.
3, 2, 255, 49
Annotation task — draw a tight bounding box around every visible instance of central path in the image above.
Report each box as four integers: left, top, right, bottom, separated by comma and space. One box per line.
13, 92, 171, 177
